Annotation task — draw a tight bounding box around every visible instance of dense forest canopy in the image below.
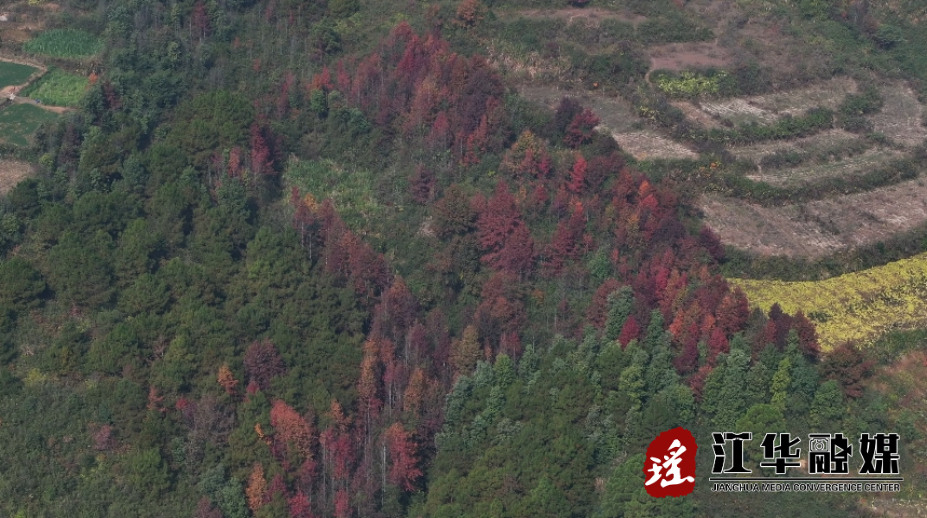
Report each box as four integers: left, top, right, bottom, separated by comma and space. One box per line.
0, 0, 924, 517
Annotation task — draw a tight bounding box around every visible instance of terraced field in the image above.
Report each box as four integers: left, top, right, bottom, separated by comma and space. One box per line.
698, 97, 778, 126
503, 1, 927, 263
611, 130, 698, 160
750, 76, 857, 115
694, 77, 856, 127
700, 178, 927, 257
20, 68, 88, 107
747, 148, 904, 186
869, 82, 927, 148
729, 129, 864, 162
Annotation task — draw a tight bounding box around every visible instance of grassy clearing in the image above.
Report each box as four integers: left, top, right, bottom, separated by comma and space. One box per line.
0, 61, 39, 89
283, 157, 381, 230
731, 252, 927, 350
23, 29, 103, 58
20, 68, 88, 107
0, 103, 60, 147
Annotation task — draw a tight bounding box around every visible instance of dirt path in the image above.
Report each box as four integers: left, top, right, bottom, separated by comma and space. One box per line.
10, 95, 74, 114
700, 178, 927, 257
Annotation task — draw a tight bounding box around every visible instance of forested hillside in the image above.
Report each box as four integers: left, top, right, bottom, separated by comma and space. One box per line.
0, 0, 923, 517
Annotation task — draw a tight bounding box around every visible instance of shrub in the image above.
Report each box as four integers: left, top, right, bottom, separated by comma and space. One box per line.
874, 24, 905, 49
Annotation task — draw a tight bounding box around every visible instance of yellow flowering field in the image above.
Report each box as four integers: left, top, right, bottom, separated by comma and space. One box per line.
730, 253, 927, 351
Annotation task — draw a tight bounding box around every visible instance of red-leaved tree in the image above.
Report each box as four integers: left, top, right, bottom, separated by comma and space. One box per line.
382, 423, 422, 491
564, 108, 600, 147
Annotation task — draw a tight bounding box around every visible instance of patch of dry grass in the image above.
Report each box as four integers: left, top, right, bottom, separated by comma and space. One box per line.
0, 159, 34, 194
869, 81, 927, 148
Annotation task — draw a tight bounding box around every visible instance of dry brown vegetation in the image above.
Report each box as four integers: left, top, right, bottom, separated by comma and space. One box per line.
611, 130, 698, 160
0, 0, 58, 43
0, 158, 33, 194
869, 81, 927, 148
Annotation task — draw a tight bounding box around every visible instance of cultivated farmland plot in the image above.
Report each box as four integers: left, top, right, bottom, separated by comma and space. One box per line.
0, 61, 39, 90
749, 76, 857, 115
692, 77, 857, 127
23, 29, 103, 58
698, 98, 777, 126
746, 148, 904, 186
20, 68, 89, 107
0, 103, 59, 147
699, 178, 927, 258
728, 129, 864, 163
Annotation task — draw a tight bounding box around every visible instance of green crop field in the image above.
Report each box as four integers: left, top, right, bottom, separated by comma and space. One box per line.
22, 29, 103, 58
0, 61, 39, 89
0, 103, 59, 146
20, 68, 88, 107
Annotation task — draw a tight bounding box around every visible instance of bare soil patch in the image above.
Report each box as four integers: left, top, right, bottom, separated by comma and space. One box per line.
746, 147, 904, 186
649, 40, 732, 73
869, 82, 927, 148
501, 7, 646, 26
612, 130, 698, 160
0, 159, 33, 194
700, 178, 927, 257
